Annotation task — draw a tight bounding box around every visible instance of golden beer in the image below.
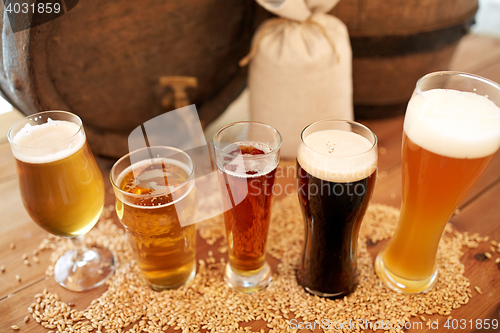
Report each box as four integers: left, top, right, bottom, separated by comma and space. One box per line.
112, 151, 197, 290
376, 73, 500, 293
381, 133, 494, 281
12, 120, 104, 237
9, 111, 115, 292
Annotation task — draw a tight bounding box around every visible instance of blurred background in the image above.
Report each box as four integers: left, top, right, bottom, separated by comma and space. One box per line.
1, 0, 499, 146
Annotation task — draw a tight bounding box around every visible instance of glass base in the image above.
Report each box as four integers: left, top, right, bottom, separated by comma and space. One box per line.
375, 253, 437, 294
146, 261, 197, 291
224, 262, 272, 293
54, 246, 115, 292
303, 286, 354, 299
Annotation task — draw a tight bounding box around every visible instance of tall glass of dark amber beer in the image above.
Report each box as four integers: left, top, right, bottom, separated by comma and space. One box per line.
296, 120, 378, 297
110, 146, 197, 290
376, 72, 500, 294
214, 122, 281, 293
8, 111, 115, 291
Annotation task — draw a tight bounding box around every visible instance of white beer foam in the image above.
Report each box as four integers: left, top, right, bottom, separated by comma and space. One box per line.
12, 119, 85, 164
217, 141, 277, 178
405, 89, 500, 159
297, 130, 377, 183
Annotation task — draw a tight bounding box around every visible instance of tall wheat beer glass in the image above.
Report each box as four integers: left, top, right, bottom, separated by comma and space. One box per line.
8, 111, 115, 291
375, 72, 500, 293
110, 146, 197, 290
296, 120, 378, 297
214, 122, 281, 293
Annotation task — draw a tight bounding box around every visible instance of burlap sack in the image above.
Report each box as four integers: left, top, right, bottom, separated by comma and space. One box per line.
244, 0, 353, 158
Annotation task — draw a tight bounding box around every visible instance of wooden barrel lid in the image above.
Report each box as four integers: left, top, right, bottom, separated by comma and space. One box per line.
0, 0, 269, 157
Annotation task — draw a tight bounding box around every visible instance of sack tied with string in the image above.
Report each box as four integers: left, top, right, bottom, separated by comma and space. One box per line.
242, 0, 353, 158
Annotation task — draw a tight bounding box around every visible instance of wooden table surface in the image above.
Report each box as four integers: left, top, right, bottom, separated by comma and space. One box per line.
1, 33, 500, 332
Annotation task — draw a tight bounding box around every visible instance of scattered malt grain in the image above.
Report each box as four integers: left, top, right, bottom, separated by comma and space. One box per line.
24, 195, 488, 333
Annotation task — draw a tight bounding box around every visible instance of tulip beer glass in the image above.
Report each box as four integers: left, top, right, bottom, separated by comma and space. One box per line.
214, 121, 281, 293
8, 111, 115, 291
110, 146, 197, 290
296, 120, 378, 297
375, 72, 500, 293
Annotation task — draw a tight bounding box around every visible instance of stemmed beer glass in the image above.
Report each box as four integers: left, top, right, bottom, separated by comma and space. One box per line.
8, 111, 115, 291
375, 72, 500, 294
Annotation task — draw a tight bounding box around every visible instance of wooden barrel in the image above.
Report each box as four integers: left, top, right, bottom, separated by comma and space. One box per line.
330, 0, 478, 118
0, 0, 269, 157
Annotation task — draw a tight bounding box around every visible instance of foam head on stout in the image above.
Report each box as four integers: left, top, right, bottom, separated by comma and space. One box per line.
296, 120, 377, 298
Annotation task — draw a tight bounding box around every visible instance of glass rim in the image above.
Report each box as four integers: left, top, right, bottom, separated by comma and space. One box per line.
109, 145, 195, 199
300, 119, 378, 158
7, 110, 83, 149
212, 121, 282, 157
416, 71, 500, 96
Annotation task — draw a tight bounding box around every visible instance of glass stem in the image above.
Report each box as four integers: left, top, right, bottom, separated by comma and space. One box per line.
71, 235, 90, 262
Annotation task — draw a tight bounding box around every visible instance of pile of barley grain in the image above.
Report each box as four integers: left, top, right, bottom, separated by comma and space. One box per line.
31, 195, 484, 333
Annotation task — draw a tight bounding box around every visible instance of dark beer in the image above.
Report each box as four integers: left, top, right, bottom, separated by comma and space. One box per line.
218, 142, 277, 273
296, 123, 377, 297
297, 163, 376, 296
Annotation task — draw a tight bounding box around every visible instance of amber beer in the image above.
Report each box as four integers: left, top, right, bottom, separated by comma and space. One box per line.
296, 121, 377, 297
11, 120, 104, 237
218, 143, 277, 272
214, 121, 281, 293
111, 148, 197, 290
376, 73, 500, 293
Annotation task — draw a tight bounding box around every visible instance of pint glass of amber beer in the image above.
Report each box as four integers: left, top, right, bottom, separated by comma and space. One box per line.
375, 72, 500, 294
8, 111, 115, 291
110, 147, 197, 290
296, 120, 378, 297
213, 122, 281, 293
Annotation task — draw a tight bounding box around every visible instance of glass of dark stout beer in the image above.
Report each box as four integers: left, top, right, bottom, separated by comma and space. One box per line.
8, 111, 115, 291
213, 121, 282, 293
296, 120, 378, 298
